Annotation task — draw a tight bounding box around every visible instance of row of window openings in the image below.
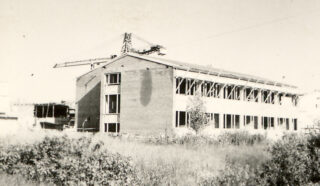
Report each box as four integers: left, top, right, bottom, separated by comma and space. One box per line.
175, 111, 298, 130
104, 123, 120, 133
106, 73, 121, 85
175, 78, 298, 106
105, 94, 120, 114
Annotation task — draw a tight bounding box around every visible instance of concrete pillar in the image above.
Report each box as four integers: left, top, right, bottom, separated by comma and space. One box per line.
257, 89, 262, 103
239, 87, 244, 101
274, 93, 279, 105
219, 84, 224, 98
219, 113, 224, 129
239, 114, 244, 129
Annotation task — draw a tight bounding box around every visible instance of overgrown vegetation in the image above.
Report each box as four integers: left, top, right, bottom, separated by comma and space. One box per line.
0, 136, 139, 185
0, 131, 320, 185
143, 131, 266, 146
203, 133, 320, 186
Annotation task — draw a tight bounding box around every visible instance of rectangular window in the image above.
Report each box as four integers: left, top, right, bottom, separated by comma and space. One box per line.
175, 111, 189, 127
293, 119, 298, 130
107, 73, 121, 85
179, 111, 186, 126
109, 95, 117, 113
271, 117, 274, 128
254, 116, 258, 129
223, 85, 240, 100
187, 79, 196, 95
244, 88, 259, 102
105, 123, 120, 133
244, 115, 258, 129
263, 117, 268, 129
262, 116, 274, 129
106, 94, 120, 114
226, 114, 232, 128
214, 83, 221, 98
223, 114, 240, 129
286, 118, 290, 130
278, 118, 285, 126
245, 115, 251, 125
204, 82, 221, 98
214, 113, 219, 128
261, 90, 276, 104
176, 78, 186, 94
235, 115, 240, 129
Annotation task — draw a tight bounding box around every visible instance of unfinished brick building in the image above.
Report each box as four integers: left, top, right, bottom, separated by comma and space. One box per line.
76, 53, 301, 135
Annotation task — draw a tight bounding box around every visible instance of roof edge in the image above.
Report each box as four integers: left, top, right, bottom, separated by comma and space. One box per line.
125, 53, 298, 89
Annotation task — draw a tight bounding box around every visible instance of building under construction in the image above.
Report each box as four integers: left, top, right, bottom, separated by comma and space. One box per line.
75, 53, 301, 135
34, 103, 75, 130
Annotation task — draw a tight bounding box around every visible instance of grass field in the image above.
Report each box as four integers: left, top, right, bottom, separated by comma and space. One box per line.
0, 127, 319, 185
0, 128, 269, 185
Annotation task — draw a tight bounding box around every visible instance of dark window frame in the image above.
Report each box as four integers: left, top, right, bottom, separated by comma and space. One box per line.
106, 73, 121, 85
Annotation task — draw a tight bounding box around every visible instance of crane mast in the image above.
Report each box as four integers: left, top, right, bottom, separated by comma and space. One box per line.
121, 33, 132, 54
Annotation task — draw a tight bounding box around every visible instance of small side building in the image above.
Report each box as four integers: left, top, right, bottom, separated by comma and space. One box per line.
75, 53, 302, 135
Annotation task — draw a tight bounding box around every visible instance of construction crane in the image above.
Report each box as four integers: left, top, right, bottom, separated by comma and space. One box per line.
53, 55, 117, 70
53, 33, 165, 70
121, 33, 166, 56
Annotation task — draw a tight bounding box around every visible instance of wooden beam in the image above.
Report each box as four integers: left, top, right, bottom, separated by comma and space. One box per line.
175, 77, 184, 92
186, 79, 196, 95
206, 82, 215, 97
227, 85, 237, 99
264, 90, 273, 103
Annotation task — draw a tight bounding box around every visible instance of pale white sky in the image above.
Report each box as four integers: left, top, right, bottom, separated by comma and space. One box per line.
1, 0, 320, 103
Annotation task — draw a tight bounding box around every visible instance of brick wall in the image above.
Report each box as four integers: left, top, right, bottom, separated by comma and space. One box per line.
120, 68, 173, 135
100, 56, 174, 135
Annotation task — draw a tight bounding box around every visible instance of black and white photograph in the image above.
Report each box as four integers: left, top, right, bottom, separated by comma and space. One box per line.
1, 0, 320, 185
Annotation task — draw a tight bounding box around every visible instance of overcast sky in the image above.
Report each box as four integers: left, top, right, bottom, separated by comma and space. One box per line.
1, 0, 320, 103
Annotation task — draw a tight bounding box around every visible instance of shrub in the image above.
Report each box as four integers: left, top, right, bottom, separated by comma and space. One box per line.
259, 135, 311, 185
306, 133, 320, 183
187, 94, 208, 134
0, 136, 140, 185
206, 133, 320, 186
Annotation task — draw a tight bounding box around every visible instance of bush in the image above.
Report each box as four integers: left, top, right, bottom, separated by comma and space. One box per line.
0, 136, 140, 185
208, 133, 320, 185
187, 95, 208, 134
259, 135, 311, 185
306, 133, 320, 183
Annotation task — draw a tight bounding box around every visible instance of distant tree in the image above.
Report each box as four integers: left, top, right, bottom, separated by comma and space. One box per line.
187, 94, 208, 134
314, 118, 320, 128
